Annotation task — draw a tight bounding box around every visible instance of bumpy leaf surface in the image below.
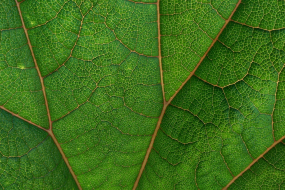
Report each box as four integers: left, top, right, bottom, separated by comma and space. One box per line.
0, 109, 77, 189
1, 0, 285, 189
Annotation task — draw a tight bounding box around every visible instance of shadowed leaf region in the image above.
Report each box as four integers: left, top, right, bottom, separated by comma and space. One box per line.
0, 109, 77, 189
161, 0, 239, 100
229, 143, 285, 189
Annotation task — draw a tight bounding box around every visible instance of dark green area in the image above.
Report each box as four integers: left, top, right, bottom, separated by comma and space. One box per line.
229, 143, 285, 190
0, 109, 77, 189
161, 0, 239, 100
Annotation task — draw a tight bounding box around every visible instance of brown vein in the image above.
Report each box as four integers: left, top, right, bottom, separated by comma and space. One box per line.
230, 19, 285, 31
132, 1, 162, 189
127, 0, 157, 4
157, 0, 165, 104
0, 106, 48, 132
48, 131, 82, 190
133, 102, 167, 189
223, 135, 285, 189
15, 0, 52, 128
15, 1, 82, 189
133, 0, 242, 189
167, 0, 242, 104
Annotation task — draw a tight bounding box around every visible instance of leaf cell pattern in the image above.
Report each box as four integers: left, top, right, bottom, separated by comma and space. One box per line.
229, 143, 285, 190
138, 0, 285, 189
1, 0, 285, 189
0, 109, 77, 189
3, 0, 163, 189
0, 0, 49, 128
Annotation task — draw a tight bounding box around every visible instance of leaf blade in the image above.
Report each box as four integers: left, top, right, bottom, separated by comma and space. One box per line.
0, 109, 78, 189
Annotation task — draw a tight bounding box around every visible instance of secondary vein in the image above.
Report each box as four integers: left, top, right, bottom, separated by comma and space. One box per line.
15, 0, 52, 129
133, 0, 242, 189
15, 1, 82, 189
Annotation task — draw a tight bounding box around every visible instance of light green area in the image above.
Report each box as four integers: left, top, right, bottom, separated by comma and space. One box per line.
25, 0, 158, 76
161, 0, 239, 100
48, 49, 163, 189
49, 48, 163, 188
20, 0, 70, 29
26, 0, 81, 77
139, 21, 285, 190
2, 0, 163, 189
229, 143, 285, 190
22, 0, 163, 189
232, 0, 285, 30
0, 109, 77, 189
2, 0, 163, 188
53, 102, 160, 189
0, 1, 48, 128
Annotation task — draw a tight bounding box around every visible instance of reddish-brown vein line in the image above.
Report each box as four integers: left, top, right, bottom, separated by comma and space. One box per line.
48, 133, 82, 190
167, 0, 241, 104
15, 1, 82, 189
223, 135, 285, 189
157, 1, 165, 104
0, 106, 49, 132
15, 0, 52, 128
133, 1, 162, 188
133, 0, 242, 189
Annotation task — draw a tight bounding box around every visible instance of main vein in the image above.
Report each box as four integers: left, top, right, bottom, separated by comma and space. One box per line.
133, 0, 242, 189
14, 1, 82, 189
15, 0, 52, 129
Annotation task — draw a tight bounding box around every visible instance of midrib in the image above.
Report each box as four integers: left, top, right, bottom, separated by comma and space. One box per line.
14, 0, 82, 189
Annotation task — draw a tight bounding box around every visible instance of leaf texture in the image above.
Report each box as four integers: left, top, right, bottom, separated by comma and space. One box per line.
0, 0, 49, 128
160, 0, 239, 100
229, 142, 285, 189
1, 0, 285, 189
0, 109, 77, 189
137, 0, 285, 189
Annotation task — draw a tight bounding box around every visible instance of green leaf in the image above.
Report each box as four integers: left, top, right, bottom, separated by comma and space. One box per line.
228, 142, 285, 189
0, 109, 77, 189
0, 3, 49, 127
138, 0, 285, 189
1, 0, 285, 189
161, 0, 239, 100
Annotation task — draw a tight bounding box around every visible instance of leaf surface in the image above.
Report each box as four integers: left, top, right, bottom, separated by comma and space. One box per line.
137, 0, 285, 189
0, 109, 77, 189
228, 142, 285, 189
160, 0, 239, 100
0, 0, 48, 128
1, 0, 285, 189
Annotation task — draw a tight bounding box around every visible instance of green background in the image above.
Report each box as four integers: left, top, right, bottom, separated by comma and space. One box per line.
1, 0, 285, 189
